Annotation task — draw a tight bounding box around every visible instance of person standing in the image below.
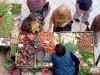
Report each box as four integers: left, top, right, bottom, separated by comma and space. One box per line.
47, 5, 73, 32
27, 0, 46, 13
90, 14, 100, 47
74, 0, 92, 25
52, 44, 80, 75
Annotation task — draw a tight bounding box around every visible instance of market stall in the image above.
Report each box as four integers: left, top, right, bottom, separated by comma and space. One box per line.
0, 1, 100, 75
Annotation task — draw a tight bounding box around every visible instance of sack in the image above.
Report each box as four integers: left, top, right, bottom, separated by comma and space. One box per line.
85, 26, 90, 31
41, 2, 51, 18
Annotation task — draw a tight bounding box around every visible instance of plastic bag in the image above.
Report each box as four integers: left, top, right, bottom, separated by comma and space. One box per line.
8, 65, 21, 75
3, 60, 15, 70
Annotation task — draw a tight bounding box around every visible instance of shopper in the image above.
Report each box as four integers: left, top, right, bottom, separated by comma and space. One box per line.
47, 5, 73, 32
52, 44, 80, 75
21, 14, 40, 33
74, 0, 92, 25
90, 14, 100, 47
27, 0, 46, 13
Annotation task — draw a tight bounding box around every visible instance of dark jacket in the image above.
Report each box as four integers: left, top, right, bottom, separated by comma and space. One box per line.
90, 14, 100, 33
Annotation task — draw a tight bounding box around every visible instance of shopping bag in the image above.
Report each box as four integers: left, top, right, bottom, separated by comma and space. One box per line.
3, 60, 15, 70
8, 65, 21, 75
41, 2, 51, 18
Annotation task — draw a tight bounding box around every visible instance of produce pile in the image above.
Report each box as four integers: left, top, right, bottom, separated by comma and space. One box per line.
18, 33, 34, 44
77, 33, 93, 51
0, 13, 14, 36
16, 44, 35, 65
38, 32, 55, 53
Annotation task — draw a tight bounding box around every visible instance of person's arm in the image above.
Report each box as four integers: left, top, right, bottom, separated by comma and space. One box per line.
47, 11, 56, 32
70, 52, 80, 67
75, 0, 82, 16
61, 9, 72, 27
90, 17, 96, 31
70, 52, 80, 75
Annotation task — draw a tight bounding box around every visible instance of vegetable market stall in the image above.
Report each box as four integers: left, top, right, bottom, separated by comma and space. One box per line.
60, 32, 94, 67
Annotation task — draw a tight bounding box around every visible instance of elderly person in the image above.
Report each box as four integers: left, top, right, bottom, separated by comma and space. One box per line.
47, 5, 72, 32
52, 44, 80, 75
74, 0, 92, 25
90, 14, 100, 47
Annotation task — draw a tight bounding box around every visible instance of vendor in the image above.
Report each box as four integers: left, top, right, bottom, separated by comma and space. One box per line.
47, 5, 73, 32
21, 14, 40, 33
52, 44, 80, 75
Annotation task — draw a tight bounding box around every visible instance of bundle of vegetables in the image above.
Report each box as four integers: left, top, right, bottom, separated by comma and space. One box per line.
78, 67, 98, 75
11, 4, 21, 15
79, 50, 94, 67
16, 44, 35, 65
38, 32, 55, 53
10, 44, 17, 57
77, 33, 93, 51
0, 13, 14, 36
0, 2, 11, 16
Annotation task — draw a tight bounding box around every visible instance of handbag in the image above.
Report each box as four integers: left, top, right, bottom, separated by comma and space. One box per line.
41, 2, 51, 18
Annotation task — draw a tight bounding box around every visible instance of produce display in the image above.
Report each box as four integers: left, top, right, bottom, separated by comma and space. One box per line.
0, 2, 11, 16
78, 67, 98, 75
77, 33, 93, 51
10, 44, 17, 57
11, 4, 21, 15
60, 32, 94, 67
38, 32, 55, 53
0, 13, 14, 36
16, 44, 35, 65
60, 33, 77, 53
18, 33, 34, 43
0, 2, 22, 37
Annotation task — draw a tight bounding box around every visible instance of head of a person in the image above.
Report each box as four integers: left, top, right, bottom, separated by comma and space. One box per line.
55, 44, 66, 57
28, 13, 37, 23
56, 5, 68, 15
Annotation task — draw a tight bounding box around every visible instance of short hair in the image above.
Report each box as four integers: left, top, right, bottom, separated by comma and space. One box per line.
55, 44, 66, 57
28, 13, 37, 22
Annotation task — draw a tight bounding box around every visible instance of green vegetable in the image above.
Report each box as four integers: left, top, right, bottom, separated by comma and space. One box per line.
78, 67, 98, 75
0, 2, 11, 16
10, 44, 17, 57
11, 4, 21, 15
61, 39, 77, 53
79, 50, 94, 67
0, 13, 15, 36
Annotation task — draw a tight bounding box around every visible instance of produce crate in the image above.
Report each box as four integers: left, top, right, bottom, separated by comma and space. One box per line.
59, 31, 95, 67
15, 43, 35, 68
